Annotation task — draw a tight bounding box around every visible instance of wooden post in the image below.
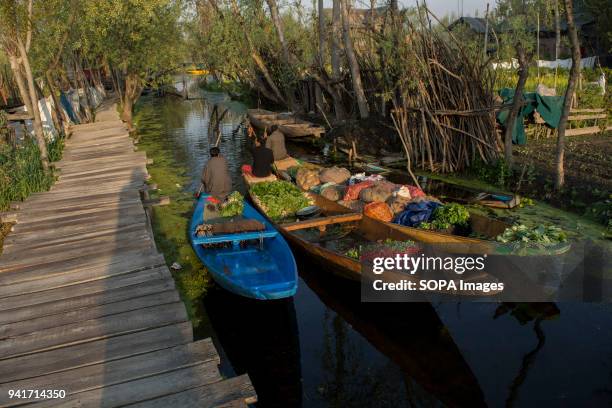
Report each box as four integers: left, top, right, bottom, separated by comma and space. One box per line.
504, 43, 530, 167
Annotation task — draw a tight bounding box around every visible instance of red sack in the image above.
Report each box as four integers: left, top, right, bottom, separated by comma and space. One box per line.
343, 180, 374, 201
404, 185, 425, 198
363, 201, 393, 222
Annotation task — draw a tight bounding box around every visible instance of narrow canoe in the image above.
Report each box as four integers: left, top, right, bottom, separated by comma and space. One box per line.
189, 194, 298, 299
278, 120, 325, 138
247, 109, 294, 130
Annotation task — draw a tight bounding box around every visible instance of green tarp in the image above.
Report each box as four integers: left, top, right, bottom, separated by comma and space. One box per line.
497, 88, 565, 145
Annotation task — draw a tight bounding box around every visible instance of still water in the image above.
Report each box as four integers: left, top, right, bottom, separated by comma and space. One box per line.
134, 82, 612, 407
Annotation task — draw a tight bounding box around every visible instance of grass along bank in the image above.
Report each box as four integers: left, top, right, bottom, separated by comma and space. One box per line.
0, 135, 65, 254
131, 101, 212, 330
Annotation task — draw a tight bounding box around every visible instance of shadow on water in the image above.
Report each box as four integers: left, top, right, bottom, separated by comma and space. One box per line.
203, 289, 303, 407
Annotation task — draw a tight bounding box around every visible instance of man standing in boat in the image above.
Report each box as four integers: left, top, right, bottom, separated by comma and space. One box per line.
201, 146, 232, 200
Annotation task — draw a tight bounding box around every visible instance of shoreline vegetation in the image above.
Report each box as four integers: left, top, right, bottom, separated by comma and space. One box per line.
131, 102, 212, 329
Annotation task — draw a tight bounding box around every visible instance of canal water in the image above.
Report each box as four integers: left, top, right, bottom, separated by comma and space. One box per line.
134, 81, 612, 407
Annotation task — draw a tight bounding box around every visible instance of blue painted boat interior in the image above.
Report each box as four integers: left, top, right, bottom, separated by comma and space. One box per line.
189, 194, 298, 300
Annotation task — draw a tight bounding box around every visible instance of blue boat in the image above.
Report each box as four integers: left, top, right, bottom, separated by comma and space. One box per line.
189, 194, 298, 300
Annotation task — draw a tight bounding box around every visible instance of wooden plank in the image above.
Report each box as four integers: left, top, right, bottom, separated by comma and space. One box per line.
9, 203, 145, 233
0, 212, 17, 223
0, 340, 219, 407
0, 227, 152, 263
565, 125, 611, 136
124, 375, 257, 408
0, 275, 173, 322
0, 322, 194, 384
33, 361, 223, 408
1, 290, 179, 338
0, 246, 164, 285
3, 218, 148, 253
280, 213, 363, 231
0, 302, 188, 359
571, 108, 605, 113
568, 114, 607, 121
0, 235, 153, 273
13, 191, 142, 213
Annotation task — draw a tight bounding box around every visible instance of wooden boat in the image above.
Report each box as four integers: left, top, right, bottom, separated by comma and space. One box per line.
186, 69, 209, 75
471, 192, 521, 209
243, 175, 504, 288
189, 194, 298, 299
278, 119, 325, 138
273, 159, 571, 256
247, 109, 325, 138
247, 109, 294, 130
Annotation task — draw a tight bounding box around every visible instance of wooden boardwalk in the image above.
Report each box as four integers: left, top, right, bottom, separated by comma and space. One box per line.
0, 102, 256, 407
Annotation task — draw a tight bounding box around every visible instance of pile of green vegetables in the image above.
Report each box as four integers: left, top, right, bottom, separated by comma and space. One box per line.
250, 181, 311, 220
421, 203, 470, 230
219, 191, 244, 217
345, 239, 419, 260
496, 224, 568, 245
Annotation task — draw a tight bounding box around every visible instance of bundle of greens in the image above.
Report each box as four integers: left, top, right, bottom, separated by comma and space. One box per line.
250, 181, 311, 220
496, 224, 567, 244
421, 203, 470, 230
345, 239, 419, 261
219, 191, 244, 217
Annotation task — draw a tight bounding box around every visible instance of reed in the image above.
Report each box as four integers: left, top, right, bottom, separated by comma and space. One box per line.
0, 137, 63, 210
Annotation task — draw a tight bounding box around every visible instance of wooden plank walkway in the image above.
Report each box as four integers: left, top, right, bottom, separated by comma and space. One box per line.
0, 101, 256, 407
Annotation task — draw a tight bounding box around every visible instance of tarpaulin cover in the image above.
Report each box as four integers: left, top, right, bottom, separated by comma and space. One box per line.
497, 88, 564, 145
393, 200, 442, 227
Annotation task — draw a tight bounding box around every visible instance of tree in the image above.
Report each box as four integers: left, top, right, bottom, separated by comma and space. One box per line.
339, 0, 369, 119
555, 0, 581, 190
0, 0, 50, 170
504, 42, 531, 167
80, 0, 184, 130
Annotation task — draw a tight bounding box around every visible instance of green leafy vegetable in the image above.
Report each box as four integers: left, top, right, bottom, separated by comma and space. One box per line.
219, 191, 244, 217
496, 224, 568, 244
250, 181, 311, 220
422, 203, 470, 230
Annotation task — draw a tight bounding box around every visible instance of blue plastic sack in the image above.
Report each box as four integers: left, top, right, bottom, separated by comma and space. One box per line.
393, 200, 442, 227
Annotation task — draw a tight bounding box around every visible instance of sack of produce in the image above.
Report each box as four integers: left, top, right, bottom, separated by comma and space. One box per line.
363, 201, 393, 222
359, 181, 396, 203
397, 184, 425, 198
343, 180, 374, 201
296, 167, 320, 191
319, 166, 351, 184
320, 184, 346, 202
386, 194, 412, 215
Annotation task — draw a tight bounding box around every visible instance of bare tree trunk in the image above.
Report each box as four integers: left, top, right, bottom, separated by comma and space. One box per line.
553, 0, 561, 89
331, 0, 342, 81
121, 73, 143, 131
555, 0, 581, 190
16, 37, 49, 170
329, 0, 345, 120
339, 0, 369, 119
46, 70, 65, 132
229, 0, 286, 106
318, 0, 326, 64
265, 0, 299, 111
7, 54, 33, 113
265, 0, 289, 66
503, 43, 530, 167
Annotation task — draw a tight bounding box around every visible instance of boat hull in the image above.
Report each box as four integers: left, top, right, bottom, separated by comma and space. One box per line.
189, 194, 298, 299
